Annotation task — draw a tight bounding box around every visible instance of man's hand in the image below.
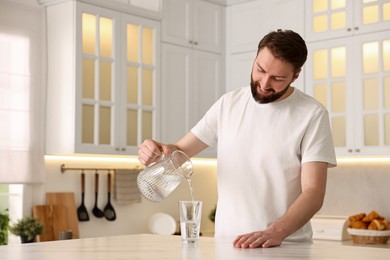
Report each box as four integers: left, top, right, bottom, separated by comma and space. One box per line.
233, 226, 287, 248
138, 139, 177, 166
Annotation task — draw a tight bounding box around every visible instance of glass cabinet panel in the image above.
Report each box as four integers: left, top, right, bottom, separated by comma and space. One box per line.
127, 24, 139, 63
142, 69, 153, 106
142, 27, 154, 65
99, 17, 112, 58
82, 13, 96, 55
127, 109, 137, 146
99, 106, 111, 145
82, 59, 94, 99
99, 61, 112, 101
82, 105, 94, 144
127, 67, 138, 104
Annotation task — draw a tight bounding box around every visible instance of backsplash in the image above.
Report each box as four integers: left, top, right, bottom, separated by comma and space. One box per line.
40, 156, 218, 238
318, 161, 390, 219
31, 157, 390, 238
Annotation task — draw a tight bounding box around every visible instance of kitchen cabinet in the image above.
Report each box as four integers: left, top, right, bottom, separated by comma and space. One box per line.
225, 0, 304, 92
161, 0, 224, 157
305, 0, 390, 156
162, 0, 223, 53
305, 1, 390, 156
305, 0, 390, 42
38, 0, 162, 18
45, 1, 160, 155
161, 44, 223, 157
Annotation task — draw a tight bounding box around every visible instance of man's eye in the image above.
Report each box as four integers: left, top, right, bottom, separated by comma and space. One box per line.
274, 77, 284, 81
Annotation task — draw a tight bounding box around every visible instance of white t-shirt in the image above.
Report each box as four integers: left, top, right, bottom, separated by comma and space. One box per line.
191, 86, 337, 242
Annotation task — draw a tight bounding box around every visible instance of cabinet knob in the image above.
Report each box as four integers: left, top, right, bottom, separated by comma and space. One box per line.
354, 26, 359, 31
347, 28, 352, 32
194, 41, 198, 45
189, 40, 193, 44
348, 149, 353, 153
115, 148, 120, 151
355, 149, 360, 153
121, 148, 126, 152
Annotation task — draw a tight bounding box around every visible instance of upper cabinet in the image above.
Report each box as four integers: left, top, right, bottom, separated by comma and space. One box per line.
305, 0, 390, 156
160, 0, 224, 157
305, 0, 390, 42
162, 0, 223, 53
225, 0, 304, 92
38, 0, 162, 18
45, 1, 160, 155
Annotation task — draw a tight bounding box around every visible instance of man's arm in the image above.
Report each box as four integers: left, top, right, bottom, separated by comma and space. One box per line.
175, 132, 209, 157
138, 132, 208, 166
233, 161, 328, 248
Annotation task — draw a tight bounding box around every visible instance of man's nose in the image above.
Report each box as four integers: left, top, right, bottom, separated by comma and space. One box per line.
261, 76, 271, 89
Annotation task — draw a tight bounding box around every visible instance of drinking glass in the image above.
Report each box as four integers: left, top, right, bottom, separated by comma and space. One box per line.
178, 200, 202, 245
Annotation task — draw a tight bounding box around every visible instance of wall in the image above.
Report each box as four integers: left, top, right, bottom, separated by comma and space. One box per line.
318, 161, 390, 220
39, 157, 218, 238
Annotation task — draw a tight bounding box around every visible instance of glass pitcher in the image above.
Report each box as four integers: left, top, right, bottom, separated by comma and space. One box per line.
137, 150, 193, 202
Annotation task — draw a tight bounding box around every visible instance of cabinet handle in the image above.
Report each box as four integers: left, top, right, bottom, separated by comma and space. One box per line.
115, 148, 120, 151
194, 41, 198, 45
354, 26, 359, 31
355, 149, 360, 153
347, 28, 352, 32
189, 40, 193, 44
348, 149, 353, 153
121, 148, 126, 152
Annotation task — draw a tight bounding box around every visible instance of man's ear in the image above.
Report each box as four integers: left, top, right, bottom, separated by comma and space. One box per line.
292, 68, 302, 82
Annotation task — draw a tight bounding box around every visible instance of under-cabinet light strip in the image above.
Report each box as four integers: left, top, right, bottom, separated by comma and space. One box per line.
45, 155, 390, 166
45, 155, 218, 166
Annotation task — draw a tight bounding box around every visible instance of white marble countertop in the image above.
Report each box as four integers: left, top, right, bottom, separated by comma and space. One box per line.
0, 234, 389, 259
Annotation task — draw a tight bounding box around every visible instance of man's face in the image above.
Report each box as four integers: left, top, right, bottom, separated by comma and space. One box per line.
250, 47, 300, 104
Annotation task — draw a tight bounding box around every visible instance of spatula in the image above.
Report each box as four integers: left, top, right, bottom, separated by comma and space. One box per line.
104, 172, 116, 221
77, 172, 90, 221
92, 172, 104, 218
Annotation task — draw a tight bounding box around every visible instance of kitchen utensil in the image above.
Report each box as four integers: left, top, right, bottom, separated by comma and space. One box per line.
77, 172, 89, 221
104, 172, 116, 221
32, 204, 68, 242
137, 150, 193, 202
92, 172, 104, 218
45, 192, 79, 239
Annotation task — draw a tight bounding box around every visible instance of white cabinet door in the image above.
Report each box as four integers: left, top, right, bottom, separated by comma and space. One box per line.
161, 44, 191, 144
226, 0, 304, 93
192, 0, 223, 53
226, 0, 304, 54
119, 14, 161, 155
190, 50, 223, 128
161, 44, 223, 157
46, 1, 160, 155
305, 38, 355, 156
305, 0, 390, 42
353, 32, 390, 155
305, 31, 390, 156
162, 0, 223, 53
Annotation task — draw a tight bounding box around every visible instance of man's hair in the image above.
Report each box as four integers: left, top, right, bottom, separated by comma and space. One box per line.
257, 29, 308, 72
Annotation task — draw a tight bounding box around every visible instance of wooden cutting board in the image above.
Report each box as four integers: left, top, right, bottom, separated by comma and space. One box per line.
46, 192, 80, 239
32, 204, 68, 242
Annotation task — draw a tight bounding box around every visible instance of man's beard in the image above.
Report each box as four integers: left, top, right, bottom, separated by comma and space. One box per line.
250, 76, 291, 104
